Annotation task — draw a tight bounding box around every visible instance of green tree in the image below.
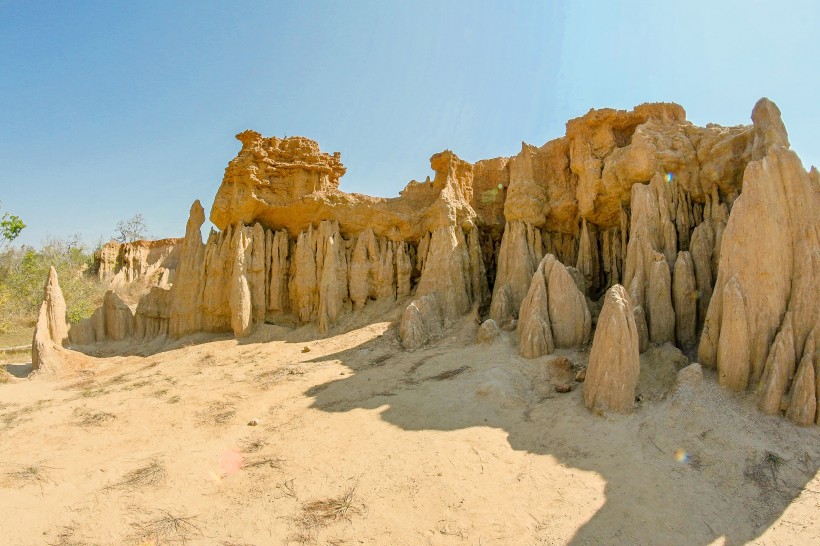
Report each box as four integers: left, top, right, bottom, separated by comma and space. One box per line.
0, 235, 102, 335
0, 203, 25, 248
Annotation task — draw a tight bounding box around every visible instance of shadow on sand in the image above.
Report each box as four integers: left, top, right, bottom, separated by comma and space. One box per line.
299, 326, 820, 545
5, 362, 32, 378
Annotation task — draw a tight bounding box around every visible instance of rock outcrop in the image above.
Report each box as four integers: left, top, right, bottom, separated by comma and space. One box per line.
68, 289, 136, 345
583, 285, 640, 413
96, 238, 180, 285
518, 254, 590, 358
40, 97, 820, 429
31, 267, 69, 372
698, 99, 819, 425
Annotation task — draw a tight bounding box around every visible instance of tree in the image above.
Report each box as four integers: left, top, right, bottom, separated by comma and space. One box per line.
115, 213, 148, 243
0, 203, 25, 248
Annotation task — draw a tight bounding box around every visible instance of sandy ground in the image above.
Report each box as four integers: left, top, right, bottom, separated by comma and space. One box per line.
2, 311, 820, 545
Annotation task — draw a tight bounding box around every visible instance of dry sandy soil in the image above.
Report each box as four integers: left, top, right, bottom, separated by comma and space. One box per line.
3, 307, 820, 545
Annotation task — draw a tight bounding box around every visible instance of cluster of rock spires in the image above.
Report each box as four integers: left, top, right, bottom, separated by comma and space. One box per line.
32, 98, 819, 427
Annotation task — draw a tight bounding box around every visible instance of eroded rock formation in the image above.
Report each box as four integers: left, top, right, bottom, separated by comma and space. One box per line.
699, 100, 819, 425
31, 267, 69, 372
518, 254, 590, 358
42, 97, 820, 427
583, 285, 640, 413
96, 238, 180, 285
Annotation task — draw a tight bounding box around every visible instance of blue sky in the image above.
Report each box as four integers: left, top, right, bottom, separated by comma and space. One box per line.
1, 0, 817, 247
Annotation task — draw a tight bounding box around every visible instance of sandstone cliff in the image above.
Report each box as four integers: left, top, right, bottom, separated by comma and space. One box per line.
96, 238, 181, 285
43, 98, 820, 427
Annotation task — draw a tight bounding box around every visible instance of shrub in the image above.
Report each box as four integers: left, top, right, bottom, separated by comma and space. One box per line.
0, 236, 104, 334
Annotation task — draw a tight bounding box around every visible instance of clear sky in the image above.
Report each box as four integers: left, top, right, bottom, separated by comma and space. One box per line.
1, 0, 817, 247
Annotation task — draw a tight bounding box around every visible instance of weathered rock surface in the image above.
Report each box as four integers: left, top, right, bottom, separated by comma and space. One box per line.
518, 254, 590, 358
677, 363, 703, 388
584, 285, 640, 413
31, 267, 69, 372
134, 287, 171, 340
786, 332, 816, 426
168, 201, 206, 339
699, 99, 819, 425
96, 238, 180, 285
399, 294, 443, 350
672, 251, 697, 349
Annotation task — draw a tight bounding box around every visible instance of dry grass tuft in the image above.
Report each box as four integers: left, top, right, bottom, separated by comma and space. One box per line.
131, 509, 200, 545
167, 395, 181, 404
79, 387, 108, 398
62, 377, 96, 391
239, 436, 267, 453
0, 369, 11, 384
745, 450, 788, 493
72, 407, 116, 428
3, 463, 51, 487
196, 353, 218, 368
122, 379, 152, 391
2, 399, 52, 430
50, 523, 86, 546
243, 455, 284, 471
106, 373, 129, 385
197, 401, 236, 426
255, 366, 305, 390
298, 482, 360, 530
107, 459, 167, 491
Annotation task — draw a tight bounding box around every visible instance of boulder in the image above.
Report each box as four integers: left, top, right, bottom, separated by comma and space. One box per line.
476, 319, 501, 344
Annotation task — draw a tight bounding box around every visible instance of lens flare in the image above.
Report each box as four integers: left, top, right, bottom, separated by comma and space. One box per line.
665, 172, 674, 183
674, 448, 689, 464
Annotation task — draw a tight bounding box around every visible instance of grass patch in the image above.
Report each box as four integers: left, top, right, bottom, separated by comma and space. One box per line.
167, 395, 181, 404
